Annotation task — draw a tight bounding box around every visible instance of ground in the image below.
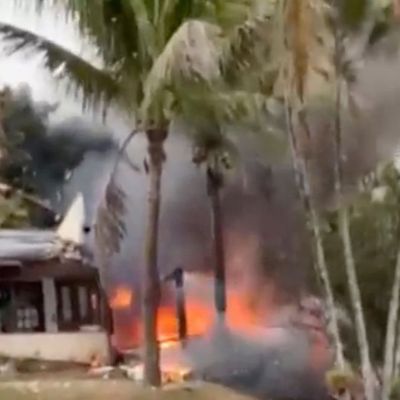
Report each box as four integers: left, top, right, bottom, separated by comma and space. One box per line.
0, 380, 255, 400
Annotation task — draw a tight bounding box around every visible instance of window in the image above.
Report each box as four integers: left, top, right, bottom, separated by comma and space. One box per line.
16, 306, 39, 331
90, 291, 98, 312
78, 286, 88, 319
56, 280, 102, 331
1, 282, 45, 333
61, 286, 72, 322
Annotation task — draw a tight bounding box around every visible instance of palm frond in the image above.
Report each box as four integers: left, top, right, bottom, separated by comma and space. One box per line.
219, 1, 277, 87
0, 22, 121, 110
286, 0, 333, 101
270, 0, 334, 104
338, 0, 369, 30
177, 88, 287, 166
141, 19, 223, 126
95, 179, 127, 257
211, 0, 255, 29
94, 129, 140, 263
127, 0, 157, 59
175, 85, 273, 128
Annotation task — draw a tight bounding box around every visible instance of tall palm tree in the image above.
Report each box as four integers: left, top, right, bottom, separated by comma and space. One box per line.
330, 2, 385, 398
269, 0, 346, 370
1, 0, 269, 385
190, 123, 230, 322
270, 8, 388, 398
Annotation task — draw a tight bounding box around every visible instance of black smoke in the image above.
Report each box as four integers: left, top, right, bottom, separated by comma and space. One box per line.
2, 83, 118, 226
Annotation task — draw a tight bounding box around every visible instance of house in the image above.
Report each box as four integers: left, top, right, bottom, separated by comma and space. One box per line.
0, 194, 112, 365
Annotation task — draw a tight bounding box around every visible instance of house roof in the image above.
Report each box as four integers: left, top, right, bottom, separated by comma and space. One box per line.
0, 194, 91, 266
0, 230, 62, 263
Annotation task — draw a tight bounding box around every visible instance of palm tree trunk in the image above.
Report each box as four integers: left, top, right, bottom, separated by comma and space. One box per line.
333, 31, 373, 396
394, 319, 400, 378
207, 163, 227, 323
284, 98, 346, 369
142, 128, 167, 387
394, 0, 400, 20
310, 206, 346, 369
382, 247, 400, 399
338, 208, 374, 398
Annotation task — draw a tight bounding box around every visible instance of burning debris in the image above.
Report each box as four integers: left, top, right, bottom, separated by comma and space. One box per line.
107, 267, 333, 399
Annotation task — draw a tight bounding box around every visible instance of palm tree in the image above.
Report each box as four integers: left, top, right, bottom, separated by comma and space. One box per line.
269, 0, 346, 370
330, 2, 380, 398
383, 225, 400, 399
189, 120, 236, 323
191, 125, 229, 322
1, 0, 268, 385
272, 7, 389, 398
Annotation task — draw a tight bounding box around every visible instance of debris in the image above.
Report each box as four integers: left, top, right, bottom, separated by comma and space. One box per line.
0, 359, 16, 378
90, 353, 104, 369
120, 364, 143, 381
88, 366, 114, 378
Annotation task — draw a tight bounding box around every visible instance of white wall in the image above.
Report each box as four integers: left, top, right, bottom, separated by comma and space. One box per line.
0, 332, 110, 364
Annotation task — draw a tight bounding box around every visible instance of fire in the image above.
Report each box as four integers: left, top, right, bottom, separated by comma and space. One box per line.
109, 286, 134, 310
110, 283, 270, 350
109, 280, 332, 383
157, 300, 213, 343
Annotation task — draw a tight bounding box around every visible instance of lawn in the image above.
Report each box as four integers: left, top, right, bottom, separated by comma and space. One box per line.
0, 379, 255, 400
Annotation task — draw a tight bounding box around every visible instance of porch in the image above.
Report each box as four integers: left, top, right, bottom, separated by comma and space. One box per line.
0, 253, 112, 365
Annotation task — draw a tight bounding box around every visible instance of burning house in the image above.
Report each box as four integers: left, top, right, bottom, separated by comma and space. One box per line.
0, 194, 112, 365
98, 148, 336, 398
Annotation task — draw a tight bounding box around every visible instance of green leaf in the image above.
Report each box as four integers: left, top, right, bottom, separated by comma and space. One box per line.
338, 0, 369, 30
0, 22, 121, 111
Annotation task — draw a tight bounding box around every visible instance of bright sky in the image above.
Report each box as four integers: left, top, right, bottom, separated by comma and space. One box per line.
0, 0, 101, 118
0, 1, 122, 224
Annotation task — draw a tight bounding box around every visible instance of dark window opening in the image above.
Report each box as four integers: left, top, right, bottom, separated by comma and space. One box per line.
0, 282, 44, 333
56, 280, 101, 331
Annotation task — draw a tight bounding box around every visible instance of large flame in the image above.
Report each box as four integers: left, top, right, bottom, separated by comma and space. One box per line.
110, 283, 273, 349
108, 232, 332, 382
109, 232, 276, 349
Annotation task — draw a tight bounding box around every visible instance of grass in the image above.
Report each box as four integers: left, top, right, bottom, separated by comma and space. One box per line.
0, 379, 255, 400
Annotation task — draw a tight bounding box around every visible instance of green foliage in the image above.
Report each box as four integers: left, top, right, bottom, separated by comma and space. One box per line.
368, 2, 393, 45
0, 192, 30, 228
0, 22, 120, 112
2, 0, 281, 128
338, 0, 369, 30
391, 377, 400, 399
323, 163, 400, 363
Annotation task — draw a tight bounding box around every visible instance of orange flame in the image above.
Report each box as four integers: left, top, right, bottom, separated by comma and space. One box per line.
109, 283, 331, 376
157, 300, 213, 343
109, 286, 134, 310
110, 283, 271, 349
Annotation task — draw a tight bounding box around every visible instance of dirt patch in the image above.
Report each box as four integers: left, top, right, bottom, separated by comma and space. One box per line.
0, 380, 255, 400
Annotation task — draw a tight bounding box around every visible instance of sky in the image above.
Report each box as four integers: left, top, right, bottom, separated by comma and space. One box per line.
0, 1, 122, 227
0, 1, 93, 117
